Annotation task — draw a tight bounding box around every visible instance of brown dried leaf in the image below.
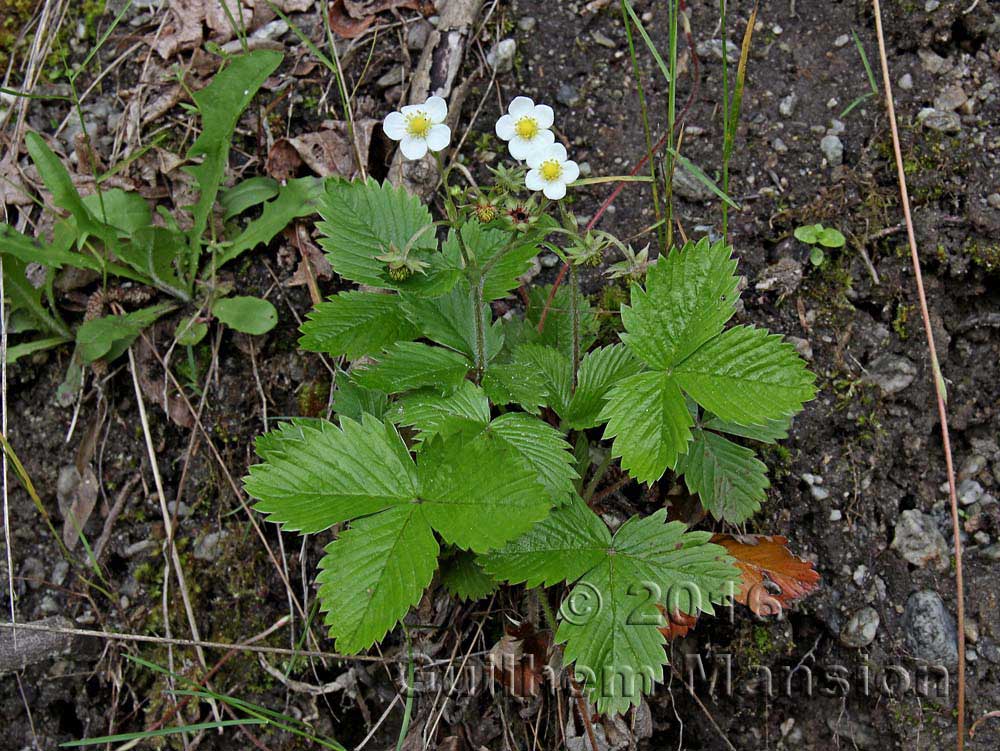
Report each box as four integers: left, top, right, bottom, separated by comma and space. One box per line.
489, 620, 551, 698
656, 606, 699, 640
711, 534, 820, 617
136, 333, 195, 429
329, 0, 376, 39
58, 465, 99, 551
342, 0, 432, 19
266, 139, 304, 181
285, 119, 378, 178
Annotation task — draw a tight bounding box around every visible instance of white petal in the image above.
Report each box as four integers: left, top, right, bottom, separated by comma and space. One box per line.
383, 111, 406, 140
495, 114, 515, 140
426, 123, 451, 152
526, 148, 546, 169
508, 96, 534, 116
400, 135, 428, 160
525, 169, 544, 191
543, 181, 567, 200
561, 160, 580, 184
424, 95, 448, 123
400, 103, 422, 115
529, 140, 561, 164
549, 141, 568, 162
508, 137, 532, 161
533, 104, 554, 129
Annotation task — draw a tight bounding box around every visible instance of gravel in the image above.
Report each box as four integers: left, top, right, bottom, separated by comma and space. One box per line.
487, 39, 517, 73
556, 83, 581, 108
820, 134, 844, 166
840, 606, 880, 648
864, 354, 918, 395
891, 509, 950, 571
958, 479, 984, 506
917, 107, 962, 133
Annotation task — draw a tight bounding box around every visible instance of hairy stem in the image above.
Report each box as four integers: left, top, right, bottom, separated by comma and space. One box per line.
569, 264, 581, 391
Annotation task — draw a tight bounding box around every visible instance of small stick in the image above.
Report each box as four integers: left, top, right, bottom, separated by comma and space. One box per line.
871, 2, 965, 747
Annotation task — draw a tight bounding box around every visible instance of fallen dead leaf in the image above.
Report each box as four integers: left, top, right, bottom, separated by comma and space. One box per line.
329, 0, 376, 38
657, 606, 699, 640
265, 139, 304, 181
489, 620, 551, 698
343, 0, 433, 19
284, 119, 378, 178
712, 533, 820, 617
58, 464, 99, 550
136, 332, 195, 429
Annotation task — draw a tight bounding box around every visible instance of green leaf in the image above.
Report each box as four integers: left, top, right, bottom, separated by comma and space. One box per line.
600, 372, 694, 484
185, 50, 283, 276
488, 413, 579, 503
523, 284, 598, 358
401, 282, 503, 361
117, 226, 188, 299
512, 344, 572, 415
394, 381, 490, 442
554, 510, 737, 715
5, 336, 68, 364
221, 176, 279, 220
620, 238, 739, 369
82, 189, 151, 235
809, 246, 825, 267
215, 176, 323, 268
443, 222, 540, 301
481, 495, 611, 588
818, 227, 846, 248
481, 362, 549, 414
440, 551, 497, 601
351, 342, 471, 394
416, 433, 553, 552
300, 290, 418, 358
212, 296, 278, 335
76, 303, 175, 363
0, 223, 100, 271
666, 148, 741, 209
1, 256, 71, 338
793, 224, 820, 244
317, 179, 458, 294
701, 414, 790, 444
25, 132, 111, 245
673, 325, 816, 425
332, 378, 388, 422
245, 415, 419, 534
317, 505, 438, 653
674, 429, 769, 523
562, 344, 644, 429
175, 315, 208, 346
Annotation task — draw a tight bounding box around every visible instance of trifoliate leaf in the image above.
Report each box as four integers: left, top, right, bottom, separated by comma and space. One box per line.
395, 381, 491, 442
316, 505, 438, 653
317, 178, 459, 294
416, 434, 553, 552
701, 414, 791, 444
600, 372, 694, 484
619, 237, 739, 369
401, 282, 503, 361
488, 413, 579, 503
561, 345, 644, 429
245, 414, 418, 533
673, 325, 816, 424
674, 429, 769, 524
300, 290, 418, 358
481, 362, 549, 414
351, 341, 471, 394
481, 495, 610, 588
440, 551, 497, 601
523, 284, 599, 359
555, 510, 737, 715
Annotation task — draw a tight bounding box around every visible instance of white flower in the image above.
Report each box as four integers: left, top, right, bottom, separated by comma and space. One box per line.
382, 96, 451, 160
525, 143, 579, 200
495, 96, 555, 161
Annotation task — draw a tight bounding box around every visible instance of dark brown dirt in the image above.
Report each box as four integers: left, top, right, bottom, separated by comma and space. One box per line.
3, 0, 1000, 749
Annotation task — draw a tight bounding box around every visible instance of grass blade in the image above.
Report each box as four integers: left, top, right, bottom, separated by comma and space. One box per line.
667, 148, 740, 209
59, 720, 265, 747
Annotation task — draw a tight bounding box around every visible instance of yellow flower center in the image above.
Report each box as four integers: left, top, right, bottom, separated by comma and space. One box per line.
514, 116, 539, 140
540, 160, 563, 182
405, 112, 432, 138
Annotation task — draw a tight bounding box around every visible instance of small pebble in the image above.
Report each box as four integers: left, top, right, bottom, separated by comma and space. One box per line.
772, 137, 788, 153
779, 92, 797, 117
487, 39, 517, 73
958, 479, 984, 506
834, 34, 850, 48
556, 83, 581, 108
820, 134, 844, 166
829, 509, 843, 521
987, 193, 1000, 209
899, 73, 914, 90
517, 16, 537, 32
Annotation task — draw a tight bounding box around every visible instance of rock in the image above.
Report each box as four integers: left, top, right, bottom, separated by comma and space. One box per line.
251, 19, 287, 41
406, 19, 432, 50
820, 134, 844, 166
918, 48, 948, 75
934, 84, 967, 112
779, 92, 797, 117
957, 479, 984, 506
556, 83, 581, 108
811, 486, 831, 501
772, 137, 788, 153
20, 557, 45, 591
591, 30, 616, 49
827, 119, 846, 135
52, 560, 69, 588
788, 336, 813, 361
826, 716, 876, 748
903, 590, 958, 664
376, 65, 404, 88
517, 16, 537, 33
840, 607, 880, 648
899, 73, 914, 90
865, 354, 917, 394
834, 34, 850, 48
487, 39, 516, 73
829, 509, 843, 521
959, 454, 987, 479
983, 544, 1000, 561
194, 532, 224, 562
925, 0, 940, 10
987, 193, 1000, 210
917, 107, 961, 133
755, 257, 803, 295
696, 38, 738, 63
891, 509, 949, 571
672, 167, 714, 202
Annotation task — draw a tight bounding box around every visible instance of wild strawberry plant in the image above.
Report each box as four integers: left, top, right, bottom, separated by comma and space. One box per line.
244, 95, 817, 714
